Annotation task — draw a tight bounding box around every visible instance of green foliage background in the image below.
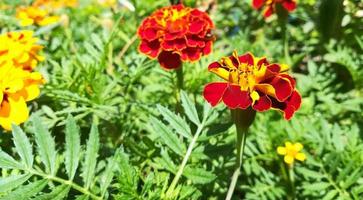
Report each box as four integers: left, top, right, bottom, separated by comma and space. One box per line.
0, 0, 363, 199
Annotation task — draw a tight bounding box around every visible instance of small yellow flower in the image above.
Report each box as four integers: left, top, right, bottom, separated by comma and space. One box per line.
277, 142, 306, 165
0, 31, 44, 70
98, 0, 117, 7
16, 6, 59, 27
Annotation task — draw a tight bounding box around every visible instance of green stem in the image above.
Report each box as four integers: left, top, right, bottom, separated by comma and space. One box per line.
225, 125, 248, 200
26, 169, 102, 200
288, 165, 296, 200
175, 66, 184, 113
165, 121, 205, 197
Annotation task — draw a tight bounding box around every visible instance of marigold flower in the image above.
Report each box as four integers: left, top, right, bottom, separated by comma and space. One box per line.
137, 4, 214, 69
0, 62, 45, 130
16, 6, 59, 26
32, 0, 78, 9
0, 31, 44, 70
252, 0, 297, 18
203, 51, 301, 120
277, 142, 306, 164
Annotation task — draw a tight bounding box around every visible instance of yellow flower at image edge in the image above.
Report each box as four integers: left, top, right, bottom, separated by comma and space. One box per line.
277, 142, 306, 164
16, 6, 59, 27
0, 63, 44, 130
0, 30, 45, 70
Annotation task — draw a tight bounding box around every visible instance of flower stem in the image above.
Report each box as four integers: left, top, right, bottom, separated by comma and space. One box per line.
165, 121, 205, 198
288, 165, 296, 200
175, 66, 184, 113
225, 125, 247, 200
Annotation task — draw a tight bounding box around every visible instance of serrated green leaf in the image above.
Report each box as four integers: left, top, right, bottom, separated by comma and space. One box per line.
303, 182, 331, 191
65, 115, 81, 180
0, 174, 31, 192
322, 190, 338, 200
150, 117, 184, 156
32, 115, 57, 175
0, 179, 48, 200
183, 167, 216, 184
156, 105, 192, 139
11, 124, 33, 168
0, 150, 23, 169
82, 124, 99, 189
100, 149, 120, 197
297, 167, 324, 178
32, 185, 70, 200
75, 195, 89, 200
180, 91, 200, 125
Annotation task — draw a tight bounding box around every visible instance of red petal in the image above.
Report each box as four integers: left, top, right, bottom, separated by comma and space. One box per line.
282, 1, 296, 12
141, 28, 158, 41
288, 90, 302, 110
139, 40, 160, 58
267, 64, 281, 73
271, 77, 293, 101
264, 6, 274, 18
257, 57, 269, 68
283, 105, 296, 120
203, 82, 228, 106
280, 74, 296, 88
253, 0, 265, 9
208, 61, 221, 70
238, 52, 254, 66
157, 51, 182, 69
253, 95, 272, 111
203, 41, 212, 55
222, 85, 252, 109
181, 48, 202, 62
189, 20, 205, 34
161, 38, 187, 51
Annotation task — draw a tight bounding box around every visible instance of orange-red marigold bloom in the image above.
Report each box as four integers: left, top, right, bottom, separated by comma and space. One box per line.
137, 4, 214, 69
203, 51, 301, 120
252, 0, 297, 18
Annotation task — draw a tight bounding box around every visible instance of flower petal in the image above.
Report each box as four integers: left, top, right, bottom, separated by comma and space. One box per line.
203, 82, 228, 107
284, 155, 294, 164
222, 85, 252, 109
238, 52, 254, 66
157, 51, 182, 69
252, 0, 265, 9
139, 39, 161, 58
253, 95, 272, 112
283, 1, 296, 12
295, 153, 306, 161
277, 147, 287, 155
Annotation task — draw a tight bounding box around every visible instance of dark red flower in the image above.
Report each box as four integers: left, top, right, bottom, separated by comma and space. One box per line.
203, 51, 301, 120
252, 0, 297, 18
137, 4, 214, 69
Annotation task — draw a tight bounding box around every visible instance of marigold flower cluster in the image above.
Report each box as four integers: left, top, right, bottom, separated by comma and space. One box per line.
252, 0, 297, 18
277, 142, 306, 164
0, 31, 45, 130
137, 4, 214, 69
16, 0, 77, 27
203, 51, 301, 120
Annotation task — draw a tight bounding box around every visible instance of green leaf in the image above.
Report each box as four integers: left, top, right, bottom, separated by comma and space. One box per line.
150, 117, 184, 156
11, 124, 33, 168
0, 174, 31, 192
100, 149, 120, 197
322, 190, 338, 200
75, 195, 90, 200
32, 185, 70, 200
82, 123, 99, 189
0, 150, 23, 169
303, 182, 331, 191
156, 105, 192, 139
32, 115, 57, 175
0, 179, 48, 200
180, 91, 200, 125
183, 167, 216, 184
65, 115, 81, 180
297, 167, 324, 178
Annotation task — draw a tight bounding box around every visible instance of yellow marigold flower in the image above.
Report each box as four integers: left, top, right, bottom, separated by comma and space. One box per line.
0, 62, 45, 130
33, 0, 78, 9
98, 0, 117, 7
0, 31, 44, 70
16, 6, 59, 27
277, 142, 306, 164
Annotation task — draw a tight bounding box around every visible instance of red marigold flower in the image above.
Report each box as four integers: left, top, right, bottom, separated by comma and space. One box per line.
203, 51, 301, 120
137, 4, 214, 69
252, 0, 297, 18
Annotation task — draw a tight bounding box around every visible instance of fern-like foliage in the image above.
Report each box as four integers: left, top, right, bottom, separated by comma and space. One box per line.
0, 115, 119, 200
